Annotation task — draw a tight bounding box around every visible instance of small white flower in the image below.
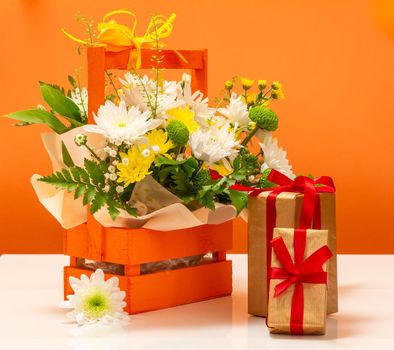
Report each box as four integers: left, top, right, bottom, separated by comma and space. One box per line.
141, 148, 151, 158
151, 145, 160, 154
218, 92, 250, 128
103, 185, 110, 193
84, 100, 162, 145
109, 149, 117, 157
108, 165, 115, 173
104, 146, 112, 154
60, 269, 129, 329
248, 175, 256, 182
116, 186, 124, 194
112, 160, 119, 166
109, 173, 117, 181
189, 123, 241, 166
104, 173, 111, 179
260, 133, 295, 179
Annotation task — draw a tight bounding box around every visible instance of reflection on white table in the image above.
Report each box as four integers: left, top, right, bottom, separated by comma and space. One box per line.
0, 254, 393, 350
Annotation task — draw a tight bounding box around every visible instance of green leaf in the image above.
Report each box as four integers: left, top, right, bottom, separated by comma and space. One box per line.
107, 205, 120, 221
62, 168, 73, 182
40, 82, 82, 122
90, 192, 106, 214
74, 184, 86, 200
77, 167, 90, 184
6, 109, 68, 134
228, 189, 248, 215
70, 167, 81, 182
62, 142, 75, 168
123, 205, 137, 217
84, 159, 105, 186
83, 186, 96, 206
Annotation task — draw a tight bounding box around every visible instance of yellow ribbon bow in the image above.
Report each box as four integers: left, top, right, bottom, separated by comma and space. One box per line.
62, 10, 185, 69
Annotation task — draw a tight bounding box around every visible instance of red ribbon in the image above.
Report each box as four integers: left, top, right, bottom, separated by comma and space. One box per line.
270, 229, 332, 334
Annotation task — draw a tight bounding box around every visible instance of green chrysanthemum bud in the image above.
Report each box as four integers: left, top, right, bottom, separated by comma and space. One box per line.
193, 169, 212, 191
249, 105, 278, 131
74, 133, 87, 147
167, 120, 189, 146
260, 168, 276, 188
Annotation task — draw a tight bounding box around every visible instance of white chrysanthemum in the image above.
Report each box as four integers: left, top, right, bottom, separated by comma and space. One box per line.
260, 133, 295, 179
60, 269, 129, 330
177, 73, 216, 127
189, 123, 241, 168
84, 100, 162, 145
218, 92, 250, 127
70, 87, 88, 118
120, 73, 178, 118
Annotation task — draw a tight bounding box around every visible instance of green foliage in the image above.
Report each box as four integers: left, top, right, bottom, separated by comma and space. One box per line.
39, 82, 82, 125
259, 168, 276, 188
228, 188, 248, 214
38, 162, 137, 220
6, 109, 68, 134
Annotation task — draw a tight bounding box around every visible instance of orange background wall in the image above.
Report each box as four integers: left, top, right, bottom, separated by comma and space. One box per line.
1, 0, 393, 254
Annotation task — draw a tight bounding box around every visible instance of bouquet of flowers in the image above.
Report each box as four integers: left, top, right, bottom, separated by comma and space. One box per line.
5, 11, 293, 230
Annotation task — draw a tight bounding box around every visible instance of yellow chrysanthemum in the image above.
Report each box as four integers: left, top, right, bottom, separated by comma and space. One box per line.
213, 162, 233, 176
166, 106, 199, 133
241, 78, 254, 90
146, 129, 174, 156
116, 146, 154, 187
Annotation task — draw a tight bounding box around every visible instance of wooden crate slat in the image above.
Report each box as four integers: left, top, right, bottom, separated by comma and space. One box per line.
64, 260, 232, 315
65, 221, 233, 265
105, 48, 205, 70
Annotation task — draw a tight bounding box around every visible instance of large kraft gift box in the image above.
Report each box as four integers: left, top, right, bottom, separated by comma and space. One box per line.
267, 227, 332, 335
248, 190, 337, 317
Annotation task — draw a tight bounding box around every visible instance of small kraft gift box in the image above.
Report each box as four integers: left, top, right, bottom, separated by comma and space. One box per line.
248, 170, 337, 318
267, 227, 332, 335
62, 46, 234, 315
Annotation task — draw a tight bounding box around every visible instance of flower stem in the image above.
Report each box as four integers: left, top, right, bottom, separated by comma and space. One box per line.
84, 144, 101, 162
241, 125, 259, 147
105, 71, 120, 101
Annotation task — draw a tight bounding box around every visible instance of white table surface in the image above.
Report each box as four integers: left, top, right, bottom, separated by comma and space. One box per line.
0, 254, 393, 350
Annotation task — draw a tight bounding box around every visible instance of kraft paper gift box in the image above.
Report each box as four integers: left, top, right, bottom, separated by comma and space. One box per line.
267, 227, 332, 335
248, 190, 338, 317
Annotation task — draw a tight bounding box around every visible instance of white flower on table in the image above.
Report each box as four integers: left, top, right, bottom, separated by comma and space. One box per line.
260, 133, 295, 179
60, 269, 129, 334
218, 92, 250, 128
189, 122, 241, 169
83, 100, 162, 145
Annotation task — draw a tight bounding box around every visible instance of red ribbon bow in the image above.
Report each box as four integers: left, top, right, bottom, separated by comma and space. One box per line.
270, 229, 332, 334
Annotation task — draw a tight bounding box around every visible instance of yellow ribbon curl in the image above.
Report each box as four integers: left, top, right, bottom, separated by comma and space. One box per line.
62, 10, 186, 69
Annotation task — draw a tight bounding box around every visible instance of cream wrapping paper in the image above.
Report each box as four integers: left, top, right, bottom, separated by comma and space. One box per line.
267, 227, 329, 335
247, 191, 338, 317
31, 128, 237, 231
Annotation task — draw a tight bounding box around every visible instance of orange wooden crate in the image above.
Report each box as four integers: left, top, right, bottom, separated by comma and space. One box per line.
63, 46, 233, 314
64, 217, 233, 314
